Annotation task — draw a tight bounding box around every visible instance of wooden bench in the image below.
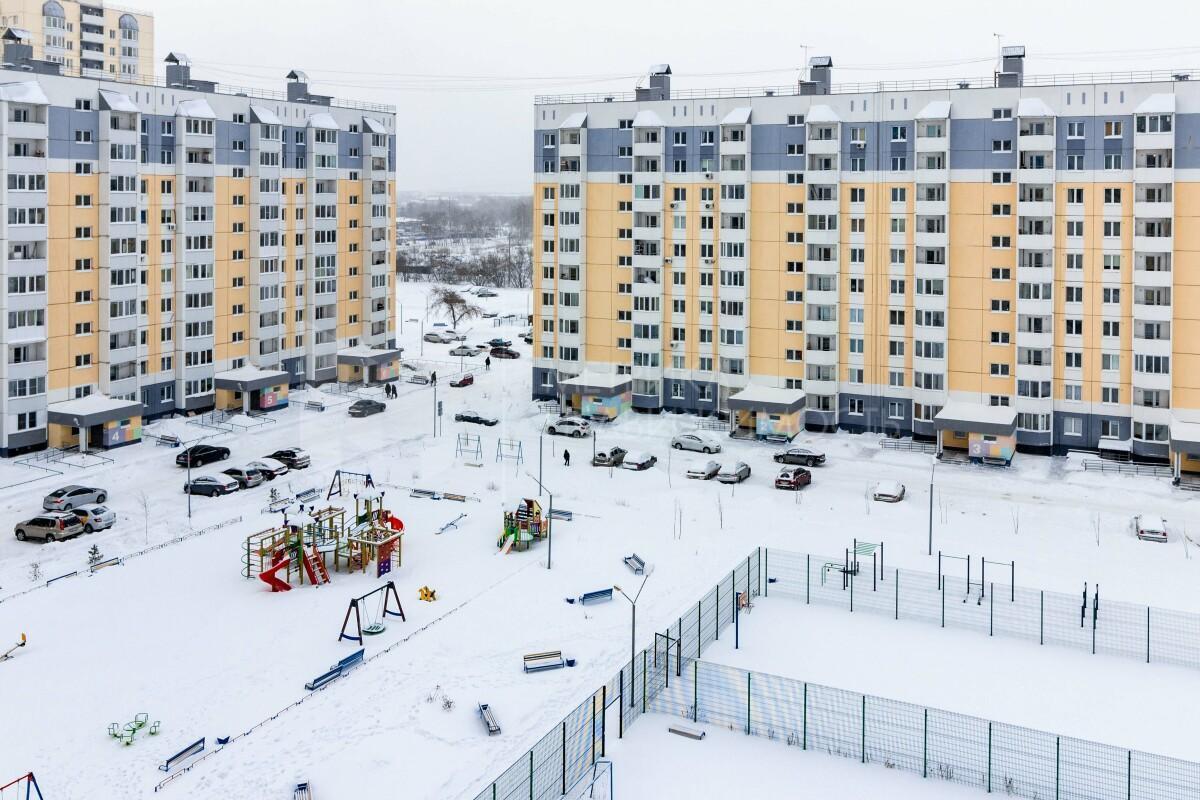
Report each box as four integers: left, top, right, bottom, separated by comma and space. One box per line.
624, 554, 645, 574
578, 588, 613, 605
478, 703, 501, 735
523, 651, 565, 673
668, 725, 706, 741
155, 434, 181, 448
304, 400, 326, 412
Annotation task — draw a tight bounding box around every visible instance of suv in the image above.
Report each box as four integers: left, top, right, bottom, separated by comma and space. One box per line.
43, 484, 107, 511
773, 447, 826, 467
176, 444, 231, 468
222, 466, 265, 489
775, 467, 812, 490
15, 511, 86, 542
268, 448, 311, 469
547, 417, 591, 438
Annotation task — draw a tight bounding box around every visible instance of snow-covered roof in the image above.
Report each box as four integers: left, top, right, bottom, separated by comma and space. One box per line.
337, 345, 402, 367
1017, 97, 1054, 118
176, 98, 215, 119
559, 112, 587, 129
1138, 514, 1166, 532
558, 370, 631, 395
1135, 93, 1176, 114
916, 100, 951, 120
1169, 418, 1200, 452
805, 104, 839, 123
721, 107, 751, 125
0, 80, 48, 105
934, 402, 1017, 436
1098, 436, 1133, 453
308, 112, 339, 130
363, 117, 388, 134
98, 89, 137, 113
727, 385, 806, 414
46, 395, 142, 426
632, 109, 665, 128
249, 105, 281, 125
214, 366, 289, 392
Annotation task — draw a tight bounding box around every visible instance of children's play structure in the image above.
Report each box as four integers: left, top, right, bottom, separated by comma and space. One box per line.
0, 772, 43, 800
418, 586, 437, 602
327, 468, 375, 500
107, 712, 160, 746
1, 633, 26, 662
499, 498, 546, 553
243, 483, 406, 589
338, 581, 406, 643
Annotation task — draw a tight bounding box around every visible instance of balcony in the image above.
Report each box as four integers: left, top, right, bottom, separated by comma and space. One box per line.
1135, 166, 1173, 184
805, 319, 837, 337
806, 228, 837, 246
1017, 233, 1054, 251
1015, 362, 1054, 383
914, 199, 947, 217
559, 141, 582, 158
1134, 200, 1173, 218
632, 225, 662, 242
1016, 330, 1053, 350
1017, 167, 1054, 184
1013, 395, 1054, 415
914, 230, 948, 249
1133, 234, 1173, 253
7, 121, 47, 141
1017, 199, 1054, 218
1133, 131, 1174, 151
1018, 134, 1055, 152
806, 198, 837, 216
1132, 336, 1172, 357
720, 138, 748, 157
1133, 268, 1172, 288
913, 168, 947, 185
802, 377, 838, 396
633, 141, 661, 158
1132, 372, 1171, 392
806, 137, 838, 155
1132, 302, 1173, 323
915, 135, 948, 153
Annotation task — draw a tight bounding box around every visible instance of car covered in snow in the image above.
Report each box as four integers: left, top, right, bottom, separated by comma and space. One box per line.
622, 452, 658, 471
450, 373, 475, 388
1132, 514, 1168, 543
716, 462, 751, 484
246, 458, 290, 480
774, 467, 812, 490
592, 447, 627, 467
43, 484, 107, 511
184, 474, 240, 497
454, 409, 499, 426
773, 447, 826, 467
686, 460, 721, 480
671, 433, 722, 454
547, 417, 591, 438
476, 288, 498, 298
71, 504, 117, 533
872, 481, 906, 502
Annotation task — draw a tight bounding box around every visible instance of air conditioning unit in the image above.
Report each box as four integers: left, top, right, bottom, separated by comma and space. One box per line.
704, 202, 713, 209
669, 201, 677, 208
704, 173, 713, 180
703, 257, 714, 264
853, 141, 865, 149
164, 223, 175, 231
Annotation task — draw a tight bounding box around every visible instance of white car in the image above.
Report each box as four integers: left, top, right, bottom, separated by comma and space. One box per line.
547, 417, 591, 438
1132, 514, 1168, 543
622, 452, 658, 471
686, 460, 721, 480
671, 433, 722, 454
72, 503, 117, 533
872, 481, 906, 502
247, 458, 290, 480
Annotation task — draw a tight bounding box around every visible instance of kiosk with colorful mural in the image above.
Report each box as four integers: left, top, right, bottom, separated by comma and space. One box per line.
557, 371, 632, 421
727, 384, 806, 441
934, 402, 1018, 466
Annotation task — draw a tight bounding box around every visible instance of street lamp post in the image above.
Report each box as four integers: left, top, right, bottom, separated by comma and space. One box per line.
927, 458, 937, 556
615, 573, 651, 709
525, 471, 552, 569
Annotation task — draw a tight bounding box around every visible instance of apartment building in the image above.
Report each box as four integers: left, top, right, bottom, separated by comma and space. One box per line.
0, 37, 397, 456
0, 0, 153, 79
531, 50, 1200, 468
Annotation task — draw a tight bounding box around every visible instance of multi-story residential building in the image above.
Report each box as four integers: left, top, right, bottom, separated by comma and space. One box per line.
0, 34, 398, 456
0, 0, 153, 79
531, 50, 1200, 472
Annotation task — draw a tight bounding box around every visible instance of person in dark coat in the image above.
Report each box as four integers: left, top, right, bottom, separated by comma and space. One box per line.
485, 356, 492, 371
563, 449, 570, 467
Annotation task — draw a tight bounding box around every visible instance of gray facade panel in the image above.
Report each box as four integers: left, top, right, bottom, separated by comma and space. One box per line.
531, 366, 557, 400
533, 128, 558, 174
631, 393, 660, 411
139, 380, 177, 419
282, 356, 306, 386
3, 428, 48, 454
838, 392, 912, 435
949, 118, 1018, 170
1174, 113, 1200, 168
662, 377, 718, 413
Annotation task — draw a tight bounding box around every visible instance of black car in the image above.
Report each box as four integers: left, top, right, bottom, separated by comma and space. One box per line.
490, 346, 520, 359
487, 338, 513, 348
268, 448, 311, 469
176, 444, 231, 467
454, 410, 499, 426
348, 399, 386, 418
773, 447, 827, 467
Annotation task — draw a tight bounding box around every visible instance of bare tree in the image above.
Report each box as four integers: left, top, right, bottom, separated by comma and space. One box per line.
137, 489, 151, 544
430, 285, 482, 329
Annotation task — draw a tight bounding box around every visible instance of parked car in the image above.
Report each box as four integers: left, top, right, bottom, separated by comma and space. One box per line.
686, 460, 721, 480
14, 511, 86, 542
773, 447, 826, 467
222, 466, 265, 489
487, 337, 512, 348
423, 331, 451, 344
592, 447, 628, 467
72, 504, 117, 533
872, 481, 906, 502
246, 458, 290, 480
671, 433, 722, 454
184, 474, 240, 497
348, 399, 387, 418
43, 484, 107, 511
717, 462, 752, 484
268, 448, 311, 469
547, 417, 591, 438
450, 373, 475, 388
454, 409, 498, 426
1132, 514, 1168, 543
176, 444, 231, 468
449, 345, 479, 357
490, 346, 520, 359
443, 330, 468, 342
622, 452, 658, 471
774, 467, 812, 490
476, 288, 498, 298
521, 331, 534, 345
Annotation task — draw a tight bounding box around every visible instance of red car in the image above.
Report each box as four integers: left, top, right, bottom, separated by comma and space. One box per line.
774, 466, 812, 490
450, 373, 474, 388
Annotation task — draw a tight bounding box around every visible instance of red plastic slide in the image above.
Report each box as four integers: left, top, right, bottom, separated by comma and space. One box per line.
259, 557, 292, 592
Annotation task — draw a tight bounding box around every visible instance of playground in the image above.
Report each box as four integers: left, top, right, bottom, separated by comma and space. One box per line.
3, 285, 1200, 799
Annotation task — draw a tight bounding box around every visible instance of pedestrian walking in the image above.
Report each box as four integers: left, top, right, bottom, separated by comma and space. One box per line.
485, 356, 492, 371
563, 449, 570, 467
431, 371, 437, 386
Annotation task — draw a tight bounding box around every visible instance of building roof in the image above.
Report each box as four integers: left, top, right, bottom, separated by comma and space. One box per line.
0, 80, 48, 104
558, 371, 632, 395
46, 395, 142, 427
164, 52, 191, 66
933, 402, 1017, 436
249, 104, 281, 125
805, 104, 839, 123
308, 112, 339, 130
559, 111, 587, 129
98, 89, 137, 113
337, 346, 402, 367
1169, 418, 1200, 453
726, 385, 806, 414
363, 116, 388, 134
214, 366, 289, 393
286, 69, 310, 82
1136, 93, 1176, 114
916, 100, 952, 120
1016, 97, 1054, 118
721, 106, 752, 125
176, 98, 216, 119
632, 109, 665, 128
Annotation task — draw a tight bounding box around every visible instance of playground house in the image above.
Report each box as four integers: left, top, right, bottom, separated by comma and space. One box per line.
499, 499, 546, 553
557, 372, 631, 420
336, 345, 404, 385
727, 385, 806, 442
933, 402, 1018, 466
46, 395, 144, 453
214, 366, 291, 414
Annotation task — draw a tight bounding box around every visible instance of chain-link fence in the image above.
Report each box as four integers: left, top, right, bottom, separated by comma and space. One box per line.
473, 549, 762, 800
651, 660, 1200, 800
764, 548, 1200, 670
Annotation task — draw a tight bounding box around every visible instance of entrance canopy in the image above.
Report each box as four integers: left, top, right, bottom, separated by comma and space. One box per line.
1169, 418, 1200, 454
558, 371, 631, 396
336, 345, 402, 368
933, 402, 1016, 436
727, 385, 806, 415
47, 395, 142, 428
215, 366, 289, 393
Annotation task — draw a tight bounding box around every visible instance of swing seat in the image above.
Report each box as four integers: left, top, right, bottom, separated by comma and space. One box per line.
362, 623, 386, 636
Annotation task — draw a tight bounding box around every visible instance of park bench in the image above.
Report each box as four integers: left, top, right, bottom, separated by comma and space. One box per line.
624, 554, 645, 575
668, 725, 706, 740
478, 703, 501, 735
159, 737, 205, 772
295, 487, 320, 504
155, 434, 181, 448
304, 400, 326, 412
578, 588, 613, 605
523, 651, 565, 673
334, 650, 364, 673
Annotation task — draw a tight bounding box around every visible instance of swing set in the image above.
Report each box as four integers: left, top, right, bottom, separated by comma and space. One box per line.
327, 469, 375, 500
338, 581, 406, 643
0, 772, 42, 800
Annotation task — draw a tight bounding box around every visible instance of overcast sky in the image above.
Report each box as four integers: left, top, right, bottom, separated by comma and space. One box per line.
150, 0, 1199, 194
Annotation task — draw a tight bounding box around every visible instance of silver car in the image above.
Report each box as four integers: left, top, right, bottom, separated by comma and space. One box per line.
43, 484, 107, 511
686, 460, 721, 480
72, 503, 117, 533
671, 433, 722, 454
15, 511, 86, 542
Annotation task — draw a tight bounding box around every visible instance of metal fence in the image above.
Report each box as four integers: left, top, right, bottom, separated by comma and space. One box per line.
651, 660, 1200, 800
473, 549, 762, 800
764, 548, 1200, 671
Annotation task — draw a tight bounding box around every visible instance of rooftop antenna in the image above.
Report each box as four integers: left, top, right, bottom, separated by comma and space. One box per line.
993, 33, 1004, 71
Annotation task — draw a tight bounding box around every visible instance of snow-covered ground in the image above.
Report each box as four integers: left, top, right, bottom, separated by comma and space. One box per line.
1, 284, 1198, 799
